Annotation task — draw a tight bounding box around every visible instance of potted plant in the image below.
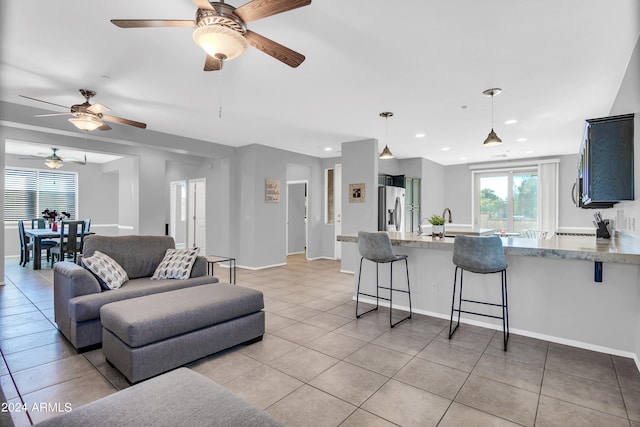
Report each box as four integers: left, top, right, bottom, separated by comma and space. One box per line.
428, 214, 445, 239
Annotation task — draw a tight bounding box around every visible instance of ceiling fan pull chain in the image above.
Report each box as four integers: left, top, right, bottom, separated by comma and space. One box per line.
218, 65, 224, 118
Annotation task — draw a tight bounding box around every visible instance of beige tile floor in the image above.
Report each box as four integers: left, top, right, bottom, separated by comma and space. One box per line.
1, 254, 640, 426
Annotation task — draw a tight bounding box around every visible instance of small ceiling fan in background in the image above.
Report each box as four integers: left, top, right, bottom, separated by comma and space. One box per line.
20, 147, 86, 170
20, 89, 147, 132
111, 0, 311, 71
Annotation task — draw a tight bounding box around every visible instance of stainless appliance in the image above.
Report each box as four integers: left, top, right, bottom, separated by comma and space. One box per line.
378, 185, 406, 232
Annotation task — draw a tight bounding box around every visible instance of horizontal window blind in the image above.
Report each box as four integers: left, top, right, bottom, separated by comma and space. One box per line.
4, 168, 77, 221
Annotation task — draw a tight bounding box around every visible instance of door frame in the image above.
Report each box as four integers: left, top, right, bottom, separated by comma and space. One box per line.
286, 180, 309, 258
334, 164, 342, 260
187, 178, 206, 254
169, 180, 187, 249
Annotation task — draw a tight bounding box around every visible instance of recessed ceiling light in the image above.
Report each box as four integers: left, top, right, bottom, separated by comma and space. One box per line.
441, 147, 450, 151
324, 147, 332, 151
526, 150, 534, 154
459, 157, 467, 161
415, 133, 426, 138
505, 119, 518, 125
516, 138, 527, 142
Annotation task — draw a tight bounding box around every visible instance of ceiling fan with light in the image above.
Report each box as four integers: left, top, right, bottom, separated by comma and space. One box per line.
111, 0, 311, 71
20, 148, 86, 170
19, 89, 147, 132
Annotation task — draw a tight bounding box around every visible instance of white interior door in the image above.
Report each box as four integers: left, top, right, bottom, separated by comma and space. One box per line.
170, 181, 187, 249
334, 164, 342, 259
187, 178, 206, 254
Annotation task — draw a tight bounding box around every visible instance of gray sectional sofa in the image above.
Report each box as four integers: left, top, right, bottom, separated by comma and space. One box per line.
53, 235, 219, 351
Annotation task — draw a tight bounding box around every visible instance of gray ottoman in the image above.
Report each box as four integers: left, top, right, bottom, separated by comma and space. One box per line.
101, 284, 265, 383
35, 368, 283, 426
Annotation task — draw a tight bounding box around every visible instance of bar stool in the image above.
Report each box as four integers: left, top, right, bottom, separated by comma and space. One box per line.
356, 231, 412, 327
449, 235, 509, 350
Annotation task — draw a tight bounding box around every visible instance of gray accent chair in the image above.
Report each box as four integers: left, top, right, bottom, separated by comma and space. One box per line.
356, 231, 412, 327
54, 235, 218, 351
449, 235, 510, 350
35, 368, 284, 427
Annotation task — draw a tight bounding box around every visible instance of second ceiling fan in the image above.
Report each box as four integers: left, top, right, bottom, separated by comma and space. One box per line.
111, 0, 311, 71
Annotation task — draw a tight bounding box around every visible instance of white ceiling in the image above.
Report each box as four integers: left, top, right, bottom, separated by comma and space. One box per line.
1, 0, 638, 165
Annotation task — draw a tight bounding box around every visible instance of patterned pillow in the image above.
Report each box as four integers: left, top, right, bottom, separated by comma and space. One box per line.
151, 248, 200, 280
82, 251, 129, 290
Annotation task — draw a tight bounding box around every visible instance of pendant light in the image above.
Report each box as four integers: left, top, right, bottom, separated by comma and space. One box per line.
379, 112, 394, 159
482, 88, 503, 146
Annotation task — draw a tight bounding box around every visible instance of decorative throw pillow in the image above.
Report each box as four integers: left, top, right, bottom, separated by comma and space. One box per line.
82, 251, 129, 290
151, 248, 199, 280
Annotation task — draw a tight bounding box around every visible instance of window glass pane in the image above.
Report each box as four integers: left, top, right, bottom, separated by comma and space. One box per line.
479, 175, 508, 231
513, 173, 538, 233
326, 169, 334, 224
4, 168, 77, 222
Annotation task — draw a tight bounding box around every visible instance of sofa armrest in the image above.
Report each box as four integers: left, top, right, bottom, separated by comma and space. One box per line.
54, 261, 101, 298
190, 256, 207, 278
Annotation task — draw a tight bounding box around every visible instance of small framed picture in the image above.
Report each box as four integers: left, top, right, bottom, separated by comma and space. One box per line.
265, 178, 280, 203
349, 183, 365, 203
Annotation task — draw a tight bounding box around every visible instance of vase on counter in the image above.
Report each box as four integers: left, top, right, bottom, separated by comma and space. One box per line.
51, 221, 58, 232
432, 225, 444, 239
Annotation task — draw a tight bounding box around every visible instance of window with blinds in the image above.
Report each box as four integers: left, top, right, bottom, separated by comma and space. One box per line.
4, 168, 77, 221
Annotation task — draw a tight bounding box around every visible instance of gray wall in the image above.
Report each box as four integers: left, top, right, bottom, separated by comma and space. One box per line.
341, 139, 378, 273
287, 182, 306, 254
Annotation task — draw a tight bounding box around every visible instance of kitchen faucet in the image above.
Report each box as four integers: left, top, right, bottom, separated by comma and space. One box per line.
442, 208, 453, 223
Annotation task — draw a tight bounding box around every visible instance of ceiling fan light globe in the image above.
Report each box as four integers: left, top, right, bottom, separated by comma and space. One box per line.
193, 25, 248, 60
483, 129, 503, 146
45, 159, 63, 169
68, 114, 102, 131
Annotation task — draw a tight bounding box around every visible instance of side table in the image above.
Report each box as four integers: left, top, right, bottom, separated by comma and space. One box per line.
205, 255, 236, 284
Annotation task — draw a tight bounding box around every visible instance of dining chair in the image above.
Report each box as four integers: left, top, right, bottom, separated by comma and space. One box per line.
524, 230, 548, 239
18, 221, 33, 267
30, 218, 58, 261
83, 218, 91, 233
50, 220, 86, 265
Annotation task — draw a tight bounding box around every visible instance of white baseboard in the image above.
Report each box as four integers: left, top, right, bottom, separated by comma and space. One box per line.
236, 262, 286, 271
354, 295, 638, 359
340, 269, 355, 274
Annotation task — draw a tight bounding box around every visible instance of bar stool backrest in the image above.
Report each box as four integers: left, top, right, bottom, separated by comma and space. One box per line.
358, 231, 397, 263
453, 235, 507, 274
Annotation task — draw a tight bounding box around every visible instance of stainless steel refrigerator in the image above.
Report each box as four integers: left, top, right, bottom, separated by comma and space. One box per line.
378, 185, 406, 232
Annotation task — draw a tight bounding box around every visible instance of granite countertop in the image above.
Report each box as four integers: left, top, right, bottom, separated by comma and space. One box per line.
337, 232, 640, 265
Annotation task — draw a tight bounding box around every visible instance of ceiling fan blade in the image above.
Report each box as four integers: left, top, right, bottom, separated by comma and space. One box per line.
204, 55, 222, 71
19, 95, 69, 110
235, 0, 311, 23
88, 103, 110, 114
245, 30, 305, 67
34, 112, 73, 117
102, 114, 147, 129
98, 122, 112, 131
193, 0, 215, 11
111, 19, 194, 28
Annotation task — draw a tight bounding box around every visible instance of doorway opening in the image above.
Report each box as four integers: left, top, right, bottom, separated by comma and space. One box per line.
170, 178, 206, 254
286, 180, 308, 258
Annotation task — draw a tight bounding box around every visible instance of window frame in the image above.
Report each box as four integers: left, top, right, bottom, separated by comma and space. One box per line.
4, 166, 79, 223
472, 165, 540, 233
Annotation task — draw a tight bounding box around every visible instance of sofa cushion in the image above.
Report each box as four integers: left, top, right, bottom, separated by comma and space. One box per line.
35, 368, 284, 427
83, 235, 176, 279
82, 251, 129, 290
151, 248, 199, 280
68, 275, 219, 322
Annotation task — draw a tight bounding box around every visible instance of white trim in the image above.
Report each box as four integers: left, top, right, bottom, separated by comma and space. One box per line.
354, 296, 636, 358
340, 269, 355, 274
307, 256, 337, 261
469, 158, 560, 170
118, 225, 135, 230
236, 262, 287, 271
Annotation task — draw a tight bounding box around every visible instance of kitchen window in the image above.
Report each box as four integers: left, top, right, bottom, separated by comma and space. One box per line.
4, 167, 78, 221
471, 160, 559, 236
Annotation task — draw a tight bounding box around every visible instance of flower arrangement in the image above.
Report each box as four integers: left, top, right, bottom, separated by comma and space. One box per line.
427, 215, 445, 226
42, 209, 71, 222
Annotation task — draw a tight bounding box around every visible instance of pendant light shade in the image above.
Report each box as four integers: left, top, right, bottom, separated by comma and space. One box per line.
482, 88, 502, 146
380, 145, 394, 159
379, 112, 394, 159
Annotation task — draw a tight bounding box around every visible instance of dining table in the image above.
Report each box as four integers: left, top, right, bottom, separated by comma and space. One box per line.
24, 228, 94, 270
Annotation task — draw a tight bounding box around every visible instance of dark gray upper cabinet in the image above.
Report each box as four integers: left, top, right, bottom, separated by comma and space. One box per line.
579, 113, 634, 208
